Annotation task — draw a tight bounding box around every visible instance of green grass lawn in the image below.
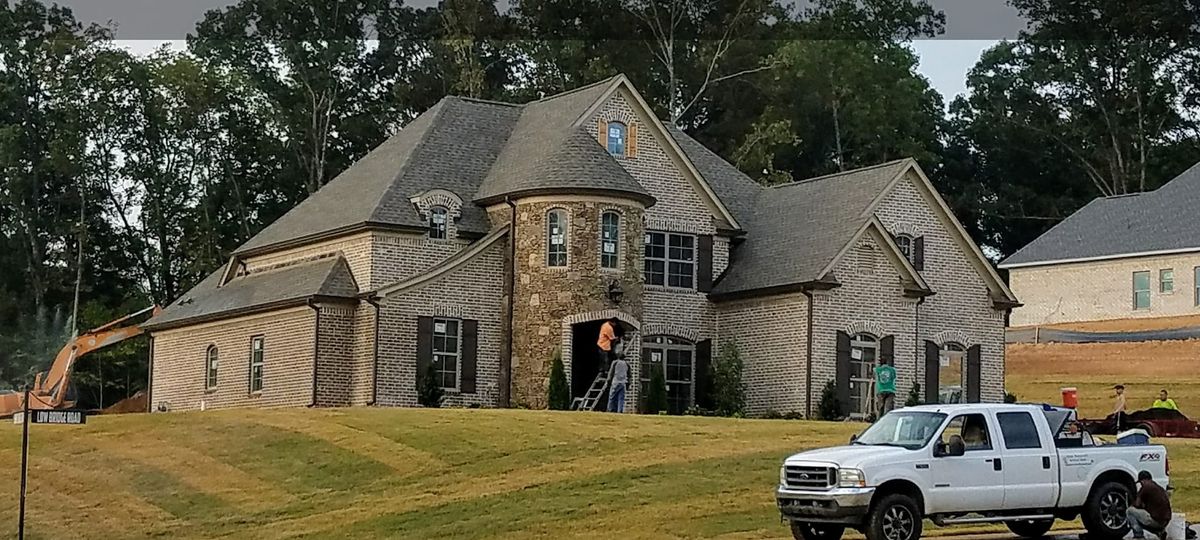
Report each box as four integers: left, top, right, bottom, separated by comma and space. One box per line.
2, 408, 1197, 539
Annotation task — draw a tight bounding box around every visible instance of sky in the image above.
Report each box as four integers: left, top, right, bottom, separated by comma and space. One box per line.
103, 0, 1024, 106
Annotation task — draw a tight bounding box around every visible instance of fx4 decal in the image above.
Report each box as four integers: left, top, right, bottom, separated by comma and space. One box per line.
1139, 452, 1162, 462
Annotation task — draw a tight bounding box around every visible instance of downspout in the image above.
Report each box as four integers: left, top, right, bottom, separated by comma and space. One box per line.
915, 296, 925, 403
802, 287, 815, 417
146, 336, 155, 413
366, 296, 382, 406
502, 197, 517, 408
308, 299, 321, 408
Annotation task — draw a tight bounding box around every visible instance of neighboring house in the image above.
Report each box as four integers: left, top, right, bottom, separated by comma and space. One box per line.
142, 75, 1017, 417
1001, 162, 1200, 327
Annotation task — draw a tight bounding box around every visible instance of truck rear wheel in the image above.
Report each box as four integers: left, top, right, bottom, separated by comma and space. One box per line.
1081, 480, 1132, 540
789, 522, 844, 540
1006, 518, 1054, 538
864, 493, 922, 540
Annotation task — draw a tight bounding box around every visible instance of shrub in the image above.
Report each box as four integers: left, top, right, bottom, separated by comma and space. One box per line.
783, 411, 805, 420
761, 409, 784, 420
642, 366, 669, 414
818, 380, 841, 421
684, 405, 714, 416
417, 363, 444, 408
712, 342, 746, 417
1004, 391, 1018, 404
905, 383, 922, 407
547, 349, 570, 410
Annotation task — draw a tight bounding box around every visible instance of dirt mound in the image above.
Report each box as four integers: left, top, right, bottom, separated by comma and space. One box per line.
102, 391, 148, 414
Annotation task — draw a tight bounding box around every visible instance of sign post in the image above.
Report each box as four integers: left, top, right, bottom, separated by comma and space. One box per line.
18, 387, 29, 540
16, 396, 87, 540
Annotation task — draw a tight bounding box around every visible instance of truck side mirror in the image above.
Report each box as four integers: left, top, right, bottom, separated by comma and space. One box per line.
934, 436, 966, 457
849, 434, 858, 444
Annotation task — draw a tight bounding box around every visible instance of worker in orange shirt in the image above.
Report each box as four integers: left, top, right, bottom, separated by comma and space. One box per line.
597, 317, 623, 367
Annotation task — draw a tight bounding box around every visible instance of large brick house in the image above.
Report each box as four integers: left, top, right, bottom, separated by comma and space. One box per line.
1001, 162, 1200, 327
142, 75, 1017, 417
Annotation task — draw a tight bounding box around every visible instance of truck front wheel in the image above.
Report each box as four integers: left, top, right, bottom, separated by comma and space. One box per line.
864, 493, 922, 540
1082, 480, 1132, 540
1006, 518, 1054, 538
789, 522, 844, 540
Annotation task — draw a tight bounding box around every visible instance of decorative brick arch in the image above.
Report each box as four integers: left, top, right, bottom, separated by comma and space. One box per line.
889, 221, 921, 238
640, 323, 699, 343
845, 321, 886, 338
933, 330, 973, 347
410, 189, 464, 219
559, 310, 643, 411
562, 309, 641, 329
598, 110, 638, 126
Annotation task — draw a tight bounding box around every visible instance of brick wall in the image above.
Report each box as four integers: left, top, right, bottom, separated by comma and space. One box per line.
874, 173, 1007, 402
1010, 253, 1200, 326
349, 304, 377, 405
314, 303, 357, 407
242, 232, 372, 289
369, 231, 471, 291
375, 240, 507, 408
716, 293, 809, 416
150, 306, 316, 412
810, 233, 920, 417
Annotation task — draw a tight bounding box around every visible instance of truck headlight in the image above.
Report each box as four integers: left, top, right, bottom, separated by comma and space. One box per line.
780, 465, 788, 485
838, 468, 866, 488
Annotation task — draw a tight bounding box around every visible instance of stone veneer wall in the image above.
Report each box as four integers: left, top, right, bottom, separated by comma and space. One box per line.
375, 240, 506, 408
1009, 253, 1200, 326
509, 197, 645, 409
150, 306, 316, 412
874, 173, 1006, 402
716, 293, 810, 416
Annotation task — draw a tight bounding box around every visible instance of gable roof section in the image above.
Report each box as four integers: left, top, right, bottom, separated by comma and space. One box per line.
665, 124, 762, 227
711, 161, 909, 297
999, 161, 1200, 269
235, 97, 522, 255
143, 256, 358, 331
372, 224, 510, 297
474, 77, 653, 205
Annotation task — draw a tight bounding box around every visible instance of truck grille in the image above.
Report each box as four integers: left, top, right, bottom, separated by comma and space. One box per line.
784, 465, 836, 489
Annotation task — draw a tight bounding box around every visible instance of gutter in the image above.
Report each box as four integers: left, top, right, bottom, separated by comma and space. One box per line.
501, 197, 517, 408
366, 295, 382, 406
915, 295, 925, 403
802, 286, 816, 417
307, 299, 321, 408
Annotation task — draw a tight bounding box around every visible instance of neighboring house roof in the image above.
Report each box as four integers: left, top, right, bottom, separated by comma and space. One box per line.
143, 256, 358, 331
712, 160, 911, 296
1000, 162, 1200, 269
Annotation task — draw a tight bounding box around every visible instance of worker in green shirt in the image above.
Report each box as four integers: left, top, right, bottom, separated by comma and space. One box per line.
1152, 389, 1179, 411
874, 356, 897, 418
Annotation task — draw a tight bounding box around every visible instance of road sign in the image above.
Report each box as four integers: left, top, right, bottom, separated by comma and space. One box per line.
29, 409, 87, 425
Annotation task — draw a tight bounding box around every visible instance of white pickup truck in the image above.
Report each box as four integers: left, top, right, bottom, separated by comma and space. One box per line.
776, 403, 1170, 540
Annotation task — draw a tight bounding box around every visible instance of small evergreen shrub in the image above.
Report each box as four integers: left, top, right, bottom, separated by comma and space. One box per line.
761, 409, 784, 420
642, 366, 669, 414
711, 342, 746, 417
1004, 391, 1018, 404
818, 380, 842, 421
547, 349, 570, 410
417, 363, 444, 408
905, 383, 922, 407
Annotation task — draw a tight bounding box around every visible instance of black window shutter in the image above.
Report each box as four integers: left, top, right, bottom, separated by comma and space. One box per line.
880, 335, 895, 366
416, 316, 434, 379
694, 339, 713, 409
697, 235, 714, 292
966, 344, 982, 403
913, 236, 925, 271
460, 319, 478, 394
836, 331, 851, 417
924, 340, 940, 404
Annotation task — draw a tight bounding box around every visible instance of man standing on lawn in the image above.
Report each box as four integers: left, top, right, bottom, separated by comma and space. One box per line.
607, 353, 629, 413
874, 356, 897, 418
1127, 470, 1171, 539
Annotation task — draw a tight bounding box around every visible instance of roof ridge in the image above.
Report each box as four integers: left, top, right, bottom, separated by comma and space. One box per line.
366, 99, 450, 221
531, 75, 621, 103
771, 158, 912, 189
452, 95, 523, 108
317, 255, 358, 295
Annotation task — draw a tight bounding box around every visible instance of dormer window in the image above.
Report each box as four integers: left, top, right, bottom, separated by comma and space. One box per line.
895, 234, 913, 261
607, 122, 627, 157
429, 206, 448, 239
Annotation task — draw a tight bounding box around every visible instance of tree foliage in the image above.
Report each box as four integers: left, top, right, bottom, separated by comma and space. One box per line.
711, 342, 745, 417
548, 349, 570, 410
642, 364, 668, 414
818, 380, 841, 421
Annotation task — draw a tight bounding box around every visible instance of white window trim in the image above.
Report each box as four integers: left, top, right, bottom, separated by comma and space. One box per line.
433, 317, 462, 392
249, 336, 264, 394
600, 211, 621, 271
607, 121, 627, 157
1133, 270, 1152, 310
205, 345, 219, 391
641, 336, 695, 412
428, 205, 449, 240
848, 333, 878, 418
547, 208, 569, 268
644, 231, 696, 290
894, 233, 915, 265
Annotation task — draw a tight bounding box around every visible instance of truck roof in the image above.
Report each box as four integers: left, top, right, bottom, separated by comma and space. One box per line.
898, 403, 1057, 414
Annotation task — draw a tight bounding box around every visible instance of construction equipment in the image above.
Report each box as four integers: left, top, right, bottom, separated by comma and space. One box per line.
0, 305, 160, 418
571, 372, 610, 411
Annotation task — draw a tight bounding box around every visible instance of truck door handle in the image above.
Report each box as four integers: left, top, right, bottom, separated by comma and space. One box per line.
994, 458, 1002, 471
1043, 456, 1051, 469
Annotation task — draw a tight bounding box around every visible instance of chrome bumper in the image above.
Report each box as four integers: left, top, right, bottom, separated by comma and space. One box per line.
776, 486, 875, 524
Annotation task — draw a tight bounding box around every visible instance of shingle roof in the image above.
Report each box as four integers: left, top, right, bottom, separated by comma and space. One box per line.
666, 125, 762, 226
1000, 161, 1200, 268
711, 160, 909, 296
142, 256, 358, 330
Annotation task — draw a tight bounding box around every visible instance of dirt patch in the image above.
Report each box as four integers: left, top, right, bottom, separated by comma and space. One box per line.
1011, 314, 1200, 333
1007, 340, 1200, 378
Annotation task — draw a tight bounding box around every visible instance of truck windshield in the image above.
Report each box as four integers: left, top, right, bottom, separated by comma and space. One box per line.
854, 411, 947, 449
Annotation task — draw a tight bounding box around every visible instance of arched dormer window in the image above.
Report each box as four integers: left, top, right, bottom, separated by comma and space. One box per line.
205, 345, 219, 390
607, 121, 627, 157
894, 234, 913, 262
429, 206, 448, 239
547, 209, 568, 267
600, 211, 620, 269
